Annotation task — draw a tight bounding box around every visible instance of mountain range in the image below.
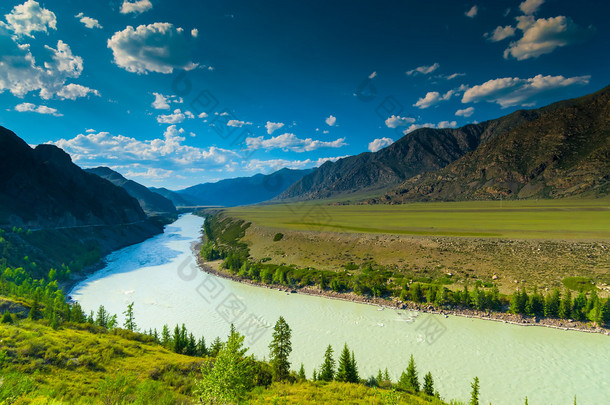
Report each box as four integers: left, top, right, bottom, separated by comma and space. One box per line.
278, 86, 610, 203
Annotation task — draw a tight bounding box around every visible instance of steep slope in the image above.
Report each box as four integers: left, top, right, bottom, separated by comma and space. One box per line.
86, 167, 176, 215
178, 168, 313, 206
277, 110, 541, 201
380, 85, 610, 202
0, 127, 147, 228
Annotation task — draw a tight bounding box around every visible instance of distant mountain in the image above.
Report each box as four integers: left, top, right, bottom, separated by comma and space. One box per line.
379, 85, 610, 202
148, 187, 195, 207
0, 127, 151, 228
86, 167, 176, 215
178, 168, 313, 206
277, 111, 540, 201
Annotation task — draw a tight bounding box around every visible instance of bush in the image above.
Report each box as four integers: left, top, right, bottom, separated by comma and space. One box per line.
273, 233, 284, 242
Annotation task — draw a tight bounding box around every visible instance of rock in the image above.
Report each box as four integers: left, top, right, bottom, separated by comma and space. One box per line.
492, 274, 498, 280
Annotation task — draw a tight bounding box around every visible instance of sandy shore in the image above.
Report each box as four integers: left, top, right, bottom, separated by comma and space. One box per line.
192, 243, 610, 336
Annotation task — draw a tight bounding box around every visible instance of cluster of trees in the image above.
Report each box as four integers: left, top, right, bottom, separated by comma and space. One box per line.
509, 287, 610, 325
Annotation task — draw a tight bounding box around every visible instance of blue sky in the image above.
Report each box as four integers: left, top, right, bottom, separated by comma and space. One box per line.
0, 0, 608, 189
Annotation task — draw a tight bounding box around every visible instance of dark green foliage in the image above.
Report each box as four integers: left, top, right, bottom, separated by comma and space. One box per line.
298, 364, 307, 381
336, 344, 359, 383
318, 345, 335, 381
399, 354, 419, 393
559, 289, 573, 319
423, 372, 434, 396
1, 311, 12, 324
269, 316, 292, 381
273, 233, 284, 242
470, 376, 480, 405
545, 289, 561, 318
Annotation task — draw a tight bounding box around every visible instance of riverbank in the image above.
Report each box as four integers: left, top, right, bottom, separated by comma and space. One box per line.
192, 242, 610, 336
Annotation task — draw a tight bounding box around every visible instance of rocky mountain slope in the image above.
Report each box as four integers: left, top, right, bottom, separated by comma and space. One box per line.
378, 85, 610, 203
86, 167, 176, 215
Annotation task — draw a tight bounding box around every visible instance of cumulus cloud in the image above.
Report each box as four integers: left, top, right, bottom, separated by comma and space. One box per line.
406, 62, 439, 76
120, 0, 153, 15
0, 27, 90, 100
152, 93, 170, 109
368, 137, 394, 152
404, 121, 457, 134
369, 71, 377, 79
107, 23, 198, 74
227, 119, 252, 127
414, 89, 455, 109
4, 0, 56, 37
191, 28, 198, 38
519, 0, 544, 15
265, 121, 284, 135
325, 115, 337, 126
462, 74, 590, 107
455, 107, 475, 117
503, 15, 592, 60
15, 102, 62, 116
485, 25, 516, 42
75, 12, 102, 29
51, 126, 239, 171
384, 115, 415, 128
465, 6, 478, 18
246, 133, 346, 153
157, 109, 186, 124
57, 83, 100, 100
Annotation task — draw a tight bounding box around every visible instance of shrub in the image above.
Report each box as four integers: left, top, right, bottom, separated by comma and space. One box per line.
273, 233, 284, 242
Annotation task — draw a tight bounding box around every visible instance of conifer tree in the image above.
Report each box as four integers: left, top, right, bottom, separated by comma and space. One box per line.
319, 345, 335, 381
269, 316, 292, 381
399, 354, 419, 392
470, 376, 480, 405
123, 302, 137, 332
559, 289, 573, 319
423, 372, 434, 396
298, 364, 307, 381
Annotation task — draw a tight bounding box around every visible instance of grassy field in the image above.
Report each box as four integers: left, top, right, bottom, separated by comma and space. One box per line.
225, 199, 610, 293
230, 199, 610, 240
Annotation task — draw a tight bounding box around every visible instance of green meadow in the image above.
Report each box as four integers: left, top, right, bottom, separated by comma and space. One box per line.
229, 199, 610, 240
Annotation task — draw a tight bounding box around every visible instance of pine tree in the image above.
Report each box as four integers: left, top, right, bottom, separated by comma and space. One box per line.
423, 372, 434, 396
210, 337, 223, 357
336, 344, 354, 382
161, 324, 171, 348
95, 305, 108, 327
269, 316, 292, 381
187, 333, 197, 356
545, 288, 561, 317
601, 298, 610, 327
70, 302, 86, 323
349, 350, 359, 383
559, 289, 573, 319
319, 345, 335, 381
197, 336, 208, 357
123, 302, 137, 332
173, 324, 184, 353
572, 291, 587, 321
28, 293, 41, 320
470, 376, 480, 405
298, 363, 307, 381
399, 354, 419, 392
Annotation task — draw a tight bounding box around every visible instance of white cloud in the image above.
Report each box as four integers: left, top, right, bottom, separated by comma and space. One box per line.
227, 119, 252, 127
384, 115, 415, 128
406, 62, 439, 76
368, 137, 394, 152
152, 93, 170, 109
86, 129, 96, 133
486, 25, 516, 42
442, 73, 466, 80
369, 71, 377, 79
465, 5, 478, 18
191, 28, 199, 38
107, 23, 198, 74
265, 121, 284, 135
4, 0, 56, 37
15, 102, 62, 116
404, 121, 457, 134
414, 89, 455, 109
75, 12, 102, 29
157, 109, 186, 124
519, 0, 544, 15
246, 133, 346, 153
184, 111, 195, 119
504, 15, 591, 60
455, 107, 475, 117
198, 112, 208, 118
56, 83, 100, 100
120, 0, 153, 15
325, 115, 337, 126
0, 26, 88, 100
462, 74, 590, 107
52, 127, 239, 170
